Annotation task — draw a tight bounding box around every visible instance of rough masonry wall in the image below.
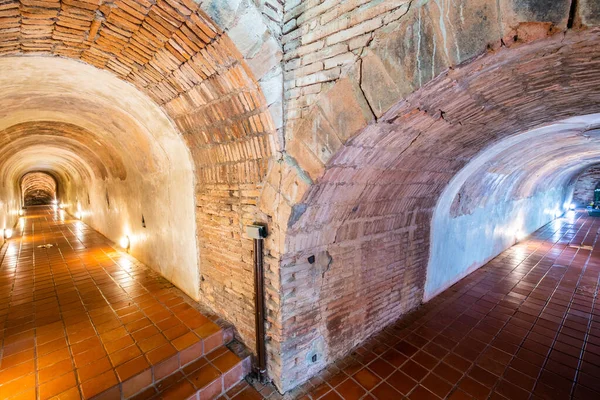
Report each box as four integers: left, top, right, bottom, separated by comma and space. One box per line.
573, 164, 600, 207
266, 0, 600, 391
0, 0, 285, 352
21, 172, 57, 206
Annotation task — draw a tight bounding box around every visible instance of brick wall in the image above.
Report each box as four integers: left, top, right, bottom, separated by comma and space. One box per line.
282, 0, 411, 125
573, 165, 600, 207
272, 0, 600, 389
0, 0, 281, 354
2, 0, 600, 395
21, 172, 57, 206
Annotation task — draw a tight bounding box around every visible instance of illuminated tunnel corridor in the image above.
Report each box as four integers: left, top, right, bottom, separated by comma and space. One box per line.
21, 172, 57, 206
0, 0, 599, 399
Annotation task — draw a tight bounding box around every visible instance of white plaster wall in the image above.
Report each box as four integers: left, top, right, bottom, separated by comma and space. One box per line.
0, 181, 21, 249
425, 188, 568, 300
426, 114, 600, 301
0, 57, 200, 300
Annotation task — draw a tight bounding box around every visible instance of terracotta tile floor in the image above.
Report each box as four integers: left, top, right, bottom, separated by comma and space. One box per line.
0, 206, 248, 399
232, 211, 600, 399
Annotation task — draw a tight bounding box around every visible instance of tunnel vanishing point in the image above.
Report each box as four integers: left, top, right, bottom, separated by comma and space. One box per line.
0, 0, 600, 399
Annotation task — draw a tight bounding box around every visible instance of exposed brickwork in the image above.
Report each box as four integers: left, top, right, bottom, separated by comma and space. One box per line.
274, 29, 600, 391
1, 0, 600, 395
282, 0, 411, 124
20, 172, 57, 206
572, 165, 600, 207
0, 0, 278, 355
238, 210, 600, 400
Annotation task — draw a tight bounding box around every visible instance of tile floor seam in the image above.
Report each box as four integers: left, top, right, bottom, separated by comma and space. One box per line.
527, 217, 598, 398
397, 216, 579, 399
485, 213, 592, 399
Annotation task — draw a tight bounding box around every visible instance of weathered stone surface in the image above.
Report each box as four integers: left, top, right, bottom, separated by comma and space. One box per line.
573, 164, 600, 207
502, 0, 571, 28
277, 28, 600, 392
580, 0, 600, 26
316, 75, 374, 142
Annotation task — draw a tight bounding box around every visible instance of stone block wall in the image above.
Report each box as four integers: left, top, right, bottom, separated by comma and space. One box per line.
269, 0, 600, 392
2, 0, 600, 395
573, 164, 600, 207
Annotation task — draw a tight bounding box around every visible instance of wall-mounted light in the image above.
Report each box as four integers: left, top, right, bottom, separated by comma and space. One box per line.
75, 211, 82, 220
515, 229, 525, 242
4, 228, 13, 239
18, 209, 23, 216
569, 203, 576, 210
554, 210, 562, 219
119, 235, 130, 250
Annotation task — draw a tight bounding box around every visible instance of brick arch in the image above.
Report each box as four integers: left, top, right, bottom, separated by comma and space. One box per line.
0, 0, 283, 352
266, 0, 600, 390
274, 27, 600, 390
0, 122, 128, 180
21, 171, 57, 206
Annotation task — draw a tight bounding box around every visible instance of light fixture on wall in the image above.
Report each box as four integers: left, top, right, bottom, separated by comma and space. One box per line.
119, 235, 130, 250
18, 209, 23, 216
4, 228, 13, 239
570, 203, 576, 210
75, 211, 82, 220
515, 229, 525, 242
554, 209, 562, 219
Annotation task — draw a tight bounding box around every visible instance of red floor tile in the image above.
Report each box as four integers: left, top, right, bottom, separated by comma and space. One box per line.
0, 206, 245, 399
224, 211, 600, 399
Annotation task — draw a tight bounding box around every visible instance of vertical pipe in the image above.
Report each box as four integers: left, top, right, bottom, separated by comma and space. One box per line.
254, 237, 267, 382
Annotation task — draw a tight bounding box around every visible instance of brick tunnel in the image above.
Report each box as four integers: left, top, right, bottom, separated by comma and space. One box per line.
0, 0, 599, 399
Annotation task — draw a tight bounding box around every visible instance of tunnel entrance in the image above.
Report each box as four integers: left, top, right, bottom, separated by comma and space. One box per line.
21, 171, 56, 206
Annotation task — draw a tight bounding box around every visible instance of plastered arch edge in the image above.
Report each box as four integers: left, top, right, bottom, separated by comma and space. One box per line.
425, 114, 600, 302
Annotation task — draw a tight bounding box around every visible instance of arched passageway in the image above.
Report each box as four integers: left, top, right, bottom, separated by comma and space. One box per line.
277, 28, 600, 389
0, 0, 281, 396
21, 171, 57, 206
428, 114, 600, 300
0, 56, 198, 298
572, 163, 600, 207
0, 0, 281, 355
0, 0, 599, 396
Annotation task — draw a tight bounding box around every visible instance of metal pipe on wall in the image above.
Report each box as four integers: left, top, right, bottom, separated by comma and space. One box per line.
247, 224, 268, 382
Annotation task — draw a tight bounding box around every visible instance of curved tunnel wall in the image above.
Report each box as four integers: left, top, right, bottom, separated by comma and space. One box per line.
0, 0, 281, 353
21, 172, 58, 206
0, 56, 199, 299
426, 114, 600, 300
276, 28, 600, 390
